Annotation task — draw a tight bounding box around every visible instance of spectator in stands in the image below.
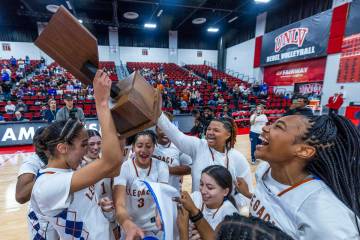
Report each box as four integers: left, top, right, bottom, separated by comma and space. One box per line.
5, 100, 16, 114
252, 82, 260, 96
159, 63, 164, 73
15, 99, 28, 113
206, 70, 213, 83
1, 66, 11, 81
217, 78, 223, 88
249, 105, 268, 164
195, 90, 202, 105
180, 97, 188, 112
232, 84, 240, 109
208, 96, 217, 106
18, 58, 25, 72
260, 82, 268, 97
200, 106, 214, 136
0, 114, 4, 122
40, 56, 45, 69
25, 55, 30, 66
0, 86, 5, 101
326, 93, 344, 115
218, 104, 233, 118
43, 99, 58, 123
221, 78, 228, 91
13, 111, 28, 122
10, 56, 17, 67
56, 94, 85, 122
217, 95, 225, 106
284, 95, 313, 117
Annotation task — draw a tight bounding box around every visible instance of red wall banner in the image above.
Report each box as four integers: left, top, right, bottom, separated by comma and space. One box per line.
264, 57, 327, 86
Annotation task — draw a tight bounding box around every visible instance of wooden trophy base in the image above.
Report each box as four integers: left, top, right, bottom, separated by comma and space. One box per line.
34, 6, 161, 137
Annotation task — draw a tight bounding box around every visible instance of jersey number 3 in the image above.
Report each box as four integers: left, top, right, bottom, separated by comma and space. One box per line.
138, 198, 144, 208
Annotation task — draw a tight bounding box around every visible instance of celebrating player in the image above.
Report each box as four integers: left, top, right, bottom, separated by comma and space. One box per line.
236, 114, 360, 239
153, 112, 192, 191
178, 165, 239, 240
30, 70, 122, 239
157, 112, 252, 208
81, 129, 120, 239
113, 130, 169, 240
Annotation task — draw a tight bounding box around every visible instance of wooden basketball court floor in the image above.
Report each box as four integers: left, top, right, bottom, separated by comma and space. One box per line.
0, 135, 256, 240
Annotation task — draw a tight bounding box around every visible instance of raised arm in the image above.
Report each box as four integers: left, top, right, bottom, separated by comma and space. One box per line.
70, 70, 122, 193
157, 112, 201, 159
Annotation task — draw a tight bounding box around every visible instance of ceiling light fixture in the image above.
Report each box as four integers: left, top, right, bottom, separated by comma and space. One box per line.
228, 16, 238, 23
123, 12, 139, 20
207, 27, 219, 33
46, 4, 59, 13
254, 0, 271, 3
144, 23, 157, 29
157, 9, 163, 17
192, 18, 206, 25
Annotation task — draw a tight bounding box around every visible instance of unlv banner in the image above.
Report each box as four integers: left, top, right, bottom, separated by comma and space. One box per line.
261, 10, 332, 66
337, 0, 360, 83
264, 58, 326, 86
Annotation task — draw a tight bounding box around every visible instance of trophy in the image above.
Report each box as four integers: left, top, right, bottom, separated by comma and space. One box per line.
35, 6, 161, 137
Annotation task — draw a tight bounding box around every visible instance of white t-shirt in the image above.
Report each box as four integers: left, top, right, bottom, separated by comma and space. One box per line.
157, 112, 252, 208
250, 162, 359, 240
153, 142, 192, 191
191, 191, 238, 229
18, 154, 45, 177
250, 114, 268, 134
114, 158, 169, 232
19, 154, 60, 240
31, 168, 114, 240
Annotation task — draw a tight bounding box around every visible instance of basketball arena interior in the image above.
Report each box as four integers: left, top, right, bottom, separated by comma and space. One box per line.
0, 0, 360, 239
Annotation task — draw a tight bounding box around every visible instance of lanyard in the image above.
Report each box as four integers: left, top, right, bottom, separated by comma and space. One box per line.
208, 147, 229, 169
262, 167, 317, 197
132, 158, 152, 178
201, 201, 224, 219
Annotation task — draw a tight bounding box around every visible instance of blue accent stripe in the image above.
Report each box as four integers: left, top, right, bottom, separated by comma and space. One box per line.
142, 180, 164, 240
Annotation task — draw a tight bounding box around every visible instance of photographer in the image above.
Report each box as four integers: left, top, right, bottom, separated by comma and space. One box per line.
55, 94, 85, 122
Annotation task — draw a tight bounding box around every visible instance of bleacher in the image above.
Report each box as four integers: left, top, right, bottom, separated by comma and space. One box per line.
0, 59, 118, 121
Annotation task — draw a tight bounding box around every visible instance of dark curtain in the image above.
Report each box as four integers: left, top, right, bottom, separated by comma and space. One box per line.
118, 29, 168, 48
0, 26, 38, 42
178, 30, 218, 50
224, 19, 256, 48
266, 0, 332, 33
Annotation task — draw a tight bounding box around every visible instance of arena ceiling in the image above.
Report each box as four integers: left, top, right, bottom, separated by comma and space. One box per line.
2, 0, 292, 34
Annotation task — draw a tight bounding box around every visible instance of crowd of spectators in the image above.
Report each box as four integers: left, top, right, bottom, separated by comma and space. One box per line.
0, 56, 117, 122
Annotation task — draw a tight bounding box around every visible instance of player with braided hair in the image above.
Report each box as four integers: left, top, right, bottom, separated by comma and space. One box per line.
157, 112, 252, 209
216, 214, 293, 240
235, 114, 360, 239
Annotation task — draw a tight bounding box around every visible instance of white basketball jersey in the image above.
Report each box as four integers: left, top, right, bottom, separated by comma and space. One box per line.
114, 158, 169, 232
81, 157, 119, 239
153, 142, 191, 191
20, 154, 59, 240
191, 191, 239, 230
250, 162, 360, 240
31, 168, 114, 240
